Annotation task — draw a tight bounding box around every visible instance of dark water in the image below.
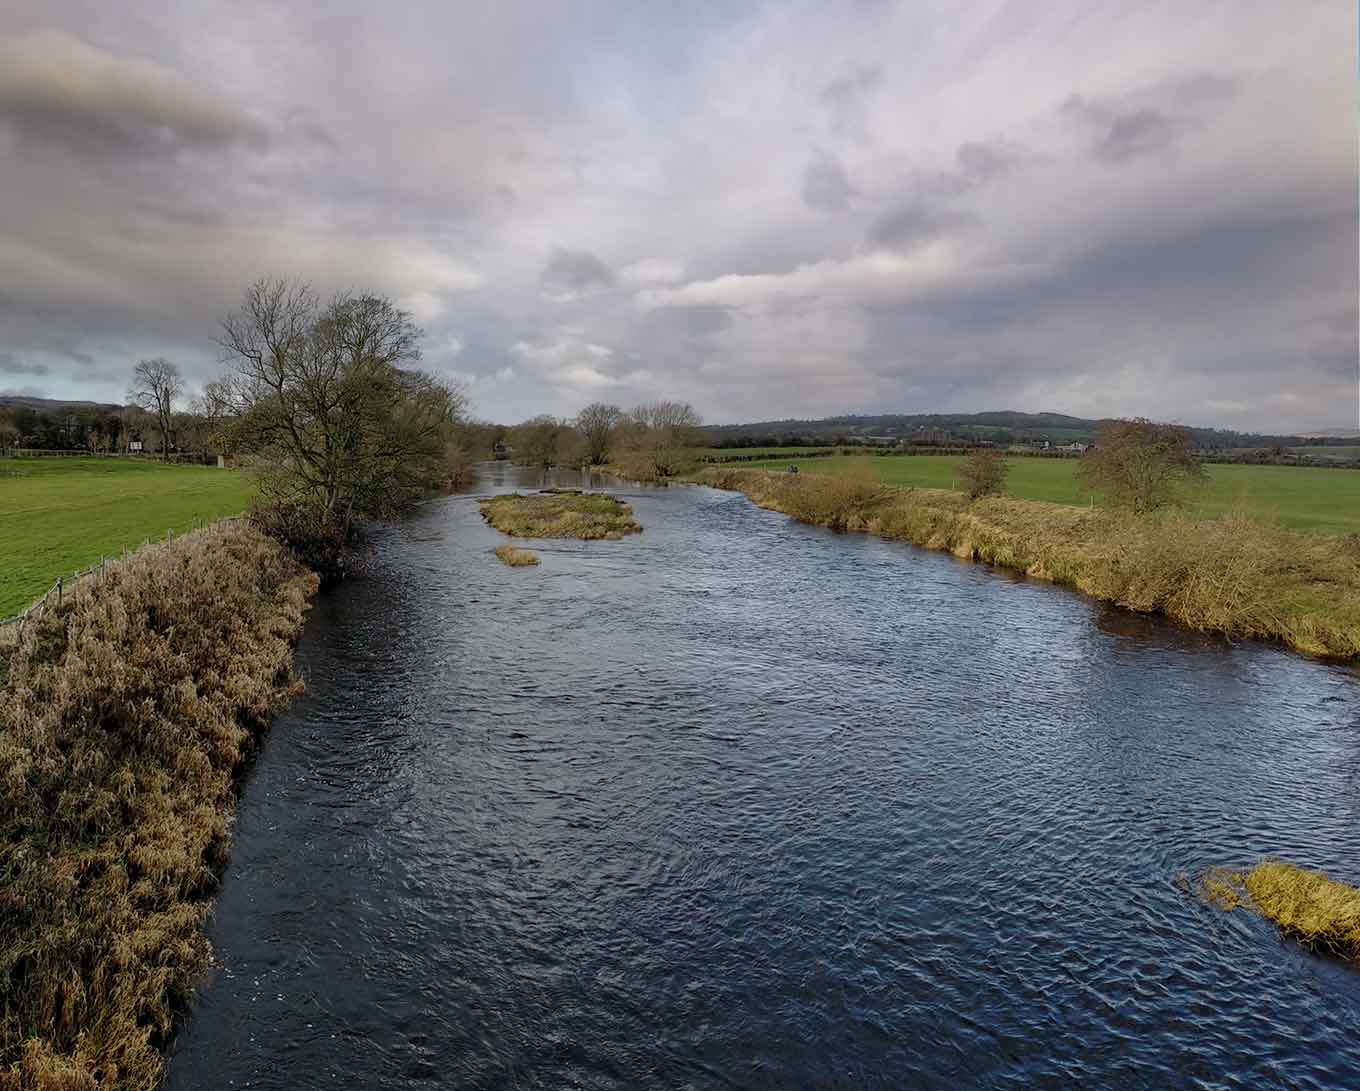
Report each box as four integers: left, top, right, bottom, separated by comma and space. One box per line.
167, 464, 1360, 1090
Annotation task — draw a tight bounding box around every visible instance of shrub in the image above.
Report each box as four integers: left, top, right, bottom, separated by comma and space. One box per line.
0, 521, 317, 1090
958, 449, 1009, 500
248, 498, 349, 585
1077, 418, 1205, 513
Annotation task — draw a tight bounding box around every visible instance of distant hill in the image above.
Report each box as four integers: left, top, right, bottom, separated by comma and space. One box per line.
704, 411, 1353, 450
0, 394, 124, 413
1297, 427, 1360, 439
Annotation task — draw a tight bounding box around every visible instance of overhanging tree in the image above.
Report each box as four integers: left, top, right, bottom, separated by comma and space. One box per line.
218, 277, 466, 530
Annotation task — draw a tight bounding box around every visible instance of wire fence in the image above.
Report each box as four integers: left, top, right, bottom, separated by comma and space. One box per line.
0, 516, 243, 641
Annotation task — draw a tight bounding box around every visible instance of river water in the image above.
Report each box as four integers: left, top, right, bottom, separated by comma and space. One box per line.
167, 464, 1360, 1090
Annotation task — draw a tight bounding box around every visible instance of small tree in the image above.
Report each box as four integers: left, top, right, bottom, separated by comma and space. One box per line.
128, 358, 183, 459
959, 448, 1008, 500
1077, 418, 1204, 514
576, 402, 622, 465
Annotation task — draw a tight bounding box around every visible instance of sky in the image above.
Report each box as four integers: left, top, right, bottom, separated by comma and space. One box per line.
0, 1, 1355, 432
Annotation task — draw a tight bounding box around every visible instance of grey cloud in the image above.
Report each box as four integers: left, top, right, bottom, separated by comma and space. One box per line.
540, 248, 614, 298
819, 63, 880, 135
1062, 74, 1239, 165
0, 352, 50, 377
801, 153, 855, 212
0, 29, 267, 158
956, 139, 1024, 183
866, 203, 976, 251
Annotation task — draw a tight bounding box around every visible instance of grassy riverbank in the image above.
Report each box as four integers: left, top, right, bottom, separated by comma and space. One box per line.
480, 491, 641, 539
696, 467, 1360, 661
0, 521, 317, 1091
0, 458, 255, 617
741, 455, 1360, 533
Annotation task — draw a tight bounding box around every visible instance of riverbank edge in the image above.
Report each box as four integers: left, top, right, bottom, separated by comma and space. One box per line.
690, 466, 1360, 663
1, 520, 319, 1091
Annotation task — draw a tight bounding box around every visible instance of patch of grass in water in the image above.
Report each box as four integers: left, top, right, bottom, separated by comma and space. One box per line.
1200, 860, 1360, 962
494, 544, 540, 567
480, 491, 641, 540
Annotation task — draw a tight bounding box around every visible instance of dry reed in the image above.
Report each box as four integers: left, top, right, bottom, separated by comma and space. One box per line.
0, 521, 318, 1090
494, 544, 540, 567
1201, 861, 1360, 962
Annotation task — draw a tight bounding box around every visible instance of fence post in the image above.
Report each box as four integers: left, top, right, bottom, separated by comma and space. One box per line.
57, 577, 62, 606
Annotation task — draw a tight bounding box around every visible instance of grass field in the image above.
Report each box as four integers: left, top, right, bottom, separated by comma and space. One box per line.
0, 457, 255, 617
697, 446, 839, 461
741, 454, 1360, 534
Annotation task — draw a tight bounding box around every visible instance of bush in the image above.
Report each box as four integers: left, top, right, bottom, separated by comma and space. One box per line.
248, 498, 349, 585
0, 522, 316, 1090
958, 449, 1009, 500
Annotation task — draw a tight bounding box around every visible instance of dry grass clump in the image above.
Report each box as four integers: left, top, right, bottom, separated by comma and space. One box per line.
1200, 861, 1360, 962
494, 544, 540, 567
0, 521, 317, 1090
694, 467, 1360, 661
480, 491, 641, 540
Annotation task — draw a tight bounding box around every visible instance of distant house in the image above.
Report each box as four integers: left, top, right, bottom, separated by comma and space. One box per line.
492, 440, 508, 461
1056, 442, 1088, 454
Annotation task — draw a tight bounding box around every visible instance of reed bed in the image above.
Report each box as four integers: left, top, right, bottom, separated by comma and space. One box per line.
494, 544, 540, 567
0, 521, 317, 1090
695, 467, 1360, 661
480, 491, 641, 540
1201, 861, 1360, 962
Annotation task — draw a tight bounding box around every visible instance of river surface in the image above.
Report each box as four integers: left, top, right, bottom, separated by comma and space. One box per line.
167, 464, 1360, 1090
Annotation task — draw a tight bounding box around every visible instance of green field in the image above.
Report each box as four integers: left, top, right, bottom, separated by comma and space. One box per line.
697, 446, 839, 461
741, 454, 1360, 534
0, 458, 255, 617
1289, 446, 1360, 462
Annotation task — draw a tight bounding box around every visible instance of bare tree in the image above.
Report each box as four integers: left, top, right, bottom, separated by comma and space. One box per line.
575, 402, 623, 465
219, 277, 466, 530
1077, 418, 1205, 514
628, 401, 702, 477
128, 358, 183, 459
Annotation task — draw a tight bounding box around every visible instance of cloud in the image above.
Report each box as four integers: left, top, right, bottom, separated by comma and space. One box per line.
0, 29, 266, 157
540, 247, 615, 301
619, 258, 685, 287
802, 153, 856, 212
0, 2, 1351, 432
0, 352, 50, 377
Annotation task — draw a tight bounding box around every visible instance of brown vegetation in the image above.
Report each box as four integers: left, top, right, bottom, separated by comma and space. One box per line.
0, 522, 317, 1090
494, 544, 540, 567
480, 491, 642, 540
1201, 861, 1360, 962
695, 467, 1360, 661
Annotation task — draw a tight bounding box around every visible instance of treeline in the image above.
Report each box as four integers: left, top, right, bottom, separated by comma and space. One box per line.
504, 401, 702, 481
0, 402, 228, 462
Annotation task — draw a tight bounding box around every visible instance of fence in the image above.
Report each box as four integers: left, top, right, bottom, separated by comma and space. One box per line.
0, 517, 242, 642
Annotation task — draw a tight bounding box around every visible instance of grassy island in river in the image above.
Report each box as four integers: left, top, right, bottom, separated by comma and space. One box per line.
480, 491, 641, 540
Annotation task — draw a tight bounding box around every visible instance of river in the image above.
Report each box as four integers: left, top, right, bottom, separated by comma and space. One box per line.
166, 464, 1360, 1090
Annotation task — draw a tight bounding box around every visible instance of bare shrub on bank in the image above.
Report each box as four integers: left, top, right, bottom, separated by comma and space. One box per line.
958, 448, 1009, 500
1078, 418, 1204, 514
